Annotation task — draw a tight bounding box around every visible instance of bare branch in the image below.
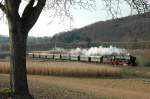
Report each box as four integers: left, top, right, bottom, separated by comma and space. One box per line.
44, 0, 96, 24
22, 0, 35, 18
102, 0, 150, 18
5, 0, 21, 19
5, 0, 21, 12
0, 2, 6, 13
103, 0, 122, 18
128, 0, 150, 13
21, 0, 46, 33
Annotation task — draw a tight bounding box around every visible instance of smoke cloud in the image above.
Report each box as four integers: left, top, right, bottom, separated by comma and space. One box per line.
69, 46, 128, 56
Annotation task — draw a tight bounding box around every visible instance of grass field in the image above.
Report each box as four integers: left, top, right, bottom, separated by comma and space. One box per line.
0, 74, 150, 99
0, 60, 121, 78
0, 60, 150, 78
0, 60, 150, 99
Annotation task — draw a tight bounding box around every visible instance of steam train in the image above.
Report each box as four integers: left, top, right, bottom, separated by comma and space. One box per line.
102, 55, 136, 66
29, 52, 137, 66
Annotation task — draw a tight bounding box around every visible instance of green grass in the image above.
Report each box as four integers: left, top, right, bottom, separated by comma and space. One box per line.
0, 88, 13, 94
120, 66, 150, 78
128, 49, 150, 67
136, 56, 150, 67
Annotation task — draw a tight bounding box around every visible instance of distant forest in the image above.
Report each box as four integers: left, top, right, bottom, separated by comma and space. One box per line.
51, 12, 150, 49
0, 36, 52, 51
0, 12, 150, 51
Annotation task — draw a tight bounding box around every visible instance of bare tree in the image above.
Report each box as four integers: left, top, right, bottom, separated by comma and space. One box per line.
102, 0, 150, 18
0, 0, 95, 98
0, 0, 149, 98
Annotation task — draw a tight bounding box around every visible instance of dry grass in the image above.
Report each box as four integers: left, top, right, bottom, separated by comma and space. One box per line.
1, 74, 150, 99
29, 75, 150, 99
0, 62, 9, 74
0, 74, 99, 99
0, 61, 121, 78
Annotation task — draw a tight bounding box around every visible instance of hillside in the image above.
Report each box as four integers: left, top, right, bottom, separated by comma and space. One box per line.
1, 13, 150, 50
51, 13, 150, 48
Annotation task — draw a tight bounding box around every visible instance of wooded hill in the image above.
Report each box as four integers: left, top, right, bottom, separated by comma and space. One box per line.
1, 13, 150, 51
53, 13, 150, 42
51, 13, 150, 49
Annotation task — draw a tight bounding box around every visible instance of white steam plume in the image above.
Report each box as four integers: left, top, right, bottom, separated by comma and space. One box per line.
69, 46, 128, 56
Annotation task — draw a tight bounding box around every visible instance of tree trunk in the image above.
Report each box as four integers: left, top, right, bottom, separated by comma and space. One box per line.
9, 24, 33, 98
4, 0, 46, 98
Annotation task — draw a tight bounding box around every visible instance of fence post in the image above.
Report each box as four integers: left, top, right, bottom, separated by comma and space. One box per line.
88, 57, 91, 62
45, 55, 47, 59
60, 54, 62, 60
39, 54, 41, 58
100, 56, 103, 63
52, 54, 55, 59
32, 53, 34, 58
69, 54, 71, 60
78, 55, 80, 61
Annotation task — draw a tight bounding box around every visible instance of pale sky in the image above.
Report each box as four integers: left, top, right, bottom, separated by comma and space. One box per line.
0, 0, 131, 37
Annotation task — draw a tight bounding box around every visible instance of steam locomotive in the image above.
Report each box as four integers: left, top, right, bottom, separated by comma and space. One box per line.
102, 54, 136, 66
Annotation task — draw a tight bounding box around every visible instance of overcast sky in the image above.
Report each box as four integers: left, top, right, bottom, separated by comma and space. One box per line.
0, 0, 131, 37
